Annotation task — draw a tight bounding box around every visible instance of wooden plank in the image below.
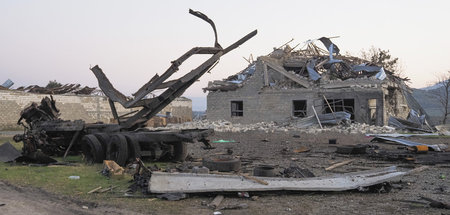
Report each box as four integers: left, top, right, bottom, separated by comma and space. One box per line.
312, 105, 323, 129
325, 159, 354, 171
260, 56, 310, 88
209, 195, 224, 209
87, 186, 102, 194
241, 174, 269, 185
263, 63, 269, 86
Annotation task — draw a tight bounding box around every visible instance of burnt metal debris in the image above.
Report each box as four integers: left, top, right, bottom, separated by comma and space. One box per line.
12, 9, 257, 166
14, 84, 97, 95
0, 142, 21, 162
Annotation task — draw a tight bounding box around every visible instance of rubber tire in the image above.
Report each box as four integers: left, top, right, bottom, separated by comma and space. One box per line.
123, 134, 141, 161
202, 156, 241, 172
253, 165, 276, 177
107, 134, 128, 166
170, 142, 187, 162
336, 145, 367, 154
81, 135, 104, 164
94, 133, 110, 155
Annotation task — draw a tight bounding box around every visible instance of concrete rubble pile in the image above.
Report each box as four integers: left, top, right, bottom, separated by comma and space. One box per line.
149, 119, 396, 134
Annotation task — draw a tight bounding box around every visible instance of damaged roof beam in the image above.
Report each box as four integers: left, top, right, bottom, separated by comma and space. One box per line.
260, 56, 310, 88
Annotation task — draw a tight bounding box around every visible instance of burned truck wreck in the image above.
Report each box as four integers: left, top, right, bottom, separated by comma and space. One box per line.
13, 9, 257, 165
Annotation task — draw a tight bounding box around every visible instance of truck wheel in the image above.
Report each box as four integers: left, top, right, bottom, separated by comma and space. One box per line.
94, 133, 110, 154
253, 165, 276, 177
202, 156, 241, 172
81, 135, 104, 164
107, 134, 128, 166
170, 141, 187, 162
123, 134, 141, 161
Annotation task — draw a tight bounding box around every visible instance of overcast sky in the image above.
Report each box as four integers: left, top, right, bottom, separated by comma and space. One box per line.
1, 0, 450, 98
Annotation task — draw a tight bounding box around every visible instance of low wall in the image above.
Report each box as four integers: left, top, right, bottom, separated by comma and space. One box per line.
0, 90, 192, 130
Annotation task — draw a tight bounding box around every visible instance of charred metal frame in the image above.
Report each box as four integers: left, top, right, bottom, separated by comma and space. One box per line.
14, 9, 256, 165
91, 9, 257, 130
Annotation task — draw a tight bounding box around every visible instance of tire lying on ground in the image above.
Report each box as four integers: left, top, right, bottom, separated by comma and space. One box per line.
336, 144, 367, 154
81, 134, 104, 163
202, 156, 241, 172
253, 165, 276, 177
107, 134, 128, 166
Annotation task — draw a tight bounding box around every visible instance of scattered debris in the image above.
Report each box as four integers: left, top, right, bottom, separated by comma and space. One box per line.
281, 164, 315, 178
290, 112, 351, 129
420, 196, 450, 209
388, 110, 433, 133
103, 160, 125, 177
219, 203, 249, 210
435, 124, 450, 135
293, 146, 310, 153
371, 136, 447, 152
1, 79, 14, 89
68, 176, 80, 180
237, 192, 250, 198
212, 139, 236, 143
154, 119, 396, 134
98, 186, 118, 193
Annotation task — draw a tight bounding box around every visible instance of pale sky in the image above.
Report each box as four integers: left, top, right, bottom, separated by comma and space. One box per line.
1, 0, 450, 98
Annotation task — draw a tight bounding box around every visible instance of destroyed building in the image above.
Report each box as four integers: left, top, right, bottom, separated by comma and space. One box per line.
205, 38, 428, 126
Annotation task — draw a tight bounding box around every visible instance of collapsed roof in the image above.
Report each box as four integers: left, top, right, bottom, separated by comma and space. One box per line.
204, 37, 407, 92
13, 84, 98, 95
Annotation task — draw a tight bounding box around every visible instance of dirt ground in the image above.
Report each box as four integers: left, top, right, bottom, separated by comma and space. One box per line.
1, 130, 449, 215
0, 180, 143, 215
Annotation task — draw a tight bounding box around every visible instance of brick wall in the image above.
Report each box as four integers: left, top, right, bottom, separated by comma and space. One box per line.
0, 90, 192, 130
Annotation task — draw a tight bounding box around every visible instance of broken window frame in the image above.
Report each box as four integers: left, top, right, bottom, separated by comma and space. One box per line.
368, 99, 377, 125
231, 101, 243, 117
322, 98, 355, 120
292, 100, 307, 118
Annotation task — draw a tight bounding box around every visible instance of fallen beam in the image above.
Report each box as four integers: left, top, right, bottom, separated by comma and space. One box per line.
149, 166, 407, 193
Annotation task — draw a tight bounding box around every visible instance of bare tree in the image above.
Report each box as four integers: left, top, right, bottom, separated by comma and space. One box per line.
436, 71, 450, 124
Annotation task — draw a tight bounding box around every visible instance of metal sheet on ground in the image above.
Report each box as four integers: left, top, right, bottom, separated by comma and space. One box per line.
0, 142, 21, 162
149, 166, 407, 193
